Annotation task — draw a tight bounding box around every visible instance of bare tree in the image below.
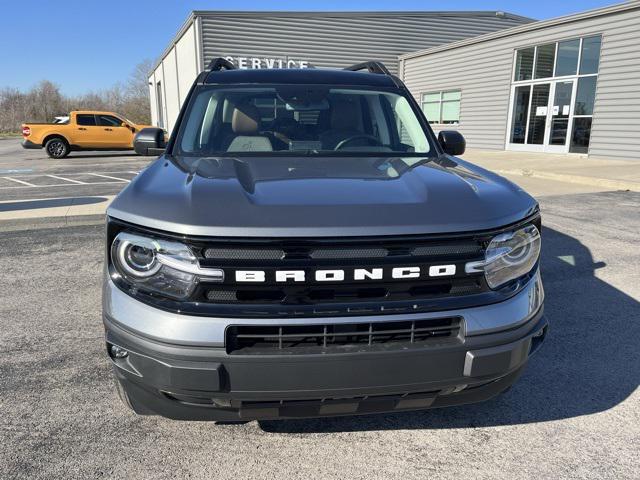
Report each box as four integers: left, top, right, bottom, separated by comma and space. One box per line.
128, 59, 154, 99
0, 60, 153, 132
0, 88, 25, 132
122, 59, 153, 124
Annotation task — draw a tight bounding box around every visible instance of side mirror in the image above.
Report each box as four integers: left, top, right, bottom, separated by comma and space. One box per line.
134, 127, 166, 156
438, 130, 466, 156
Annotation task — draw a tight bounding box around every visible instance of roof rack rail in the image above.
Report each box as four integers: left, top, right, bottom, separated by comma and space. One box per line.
207, 57, 236, 71
344, 61, 390, 75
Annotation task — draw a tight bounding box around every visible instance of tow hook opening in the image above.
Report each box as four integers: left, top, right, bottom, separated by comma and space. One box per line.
529, 325, 548, 355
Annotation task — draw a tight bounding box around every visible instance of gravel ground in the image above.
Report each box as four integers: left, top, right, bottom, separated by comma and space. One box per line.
0, 190, 638, 479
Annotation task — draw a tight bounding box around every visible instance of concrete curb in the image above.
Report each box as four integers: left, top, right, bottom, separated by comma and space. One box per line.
495, 168, 640, 192
0, 214, 105, 232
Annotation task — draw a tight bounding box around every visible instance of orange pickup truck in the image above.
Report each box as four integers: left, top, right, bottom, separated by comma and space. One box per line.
21, 111, 155, 158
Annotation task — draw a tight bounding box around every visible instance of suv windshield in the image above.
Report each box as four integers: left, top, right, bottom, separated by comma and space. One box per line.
176, 85, 434, 156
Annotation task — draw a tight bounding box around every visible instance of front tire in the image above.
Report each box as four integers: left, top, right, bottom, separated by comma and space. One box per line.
44, 137, 70, 159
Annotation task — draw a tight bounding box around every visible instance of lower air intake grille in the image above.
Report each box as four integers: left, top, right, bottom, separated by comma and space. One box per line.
226, 316, 462, 355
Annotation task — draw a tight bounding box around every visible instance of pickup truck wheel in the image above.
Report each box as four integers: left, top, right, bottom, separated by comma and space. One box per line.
44, 137, 70, 159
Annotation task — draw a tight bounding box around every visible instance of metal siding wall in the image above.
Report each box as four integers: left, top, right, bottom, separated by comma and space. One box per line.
175, 23, 199, 110
162, 48, 180, 133
199, 13, 528, 74
402, 8, 640, 159
589, 13, 640, 159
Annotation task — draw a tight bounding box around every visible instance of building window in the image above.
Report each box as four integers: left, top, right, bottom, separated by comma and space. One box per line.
421, 90, 461, 124
555, 39, 580, 77
514, 47, 534, 81
574, 76, 597, 116
579, 36, 602, 75
534, 43, 556, 79
510, 35, 601, 154
513, 36, 602, 82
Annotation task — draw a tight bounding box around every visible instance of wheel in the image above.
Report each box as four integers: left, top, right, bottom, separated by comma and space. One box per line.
44, 137, 70, 159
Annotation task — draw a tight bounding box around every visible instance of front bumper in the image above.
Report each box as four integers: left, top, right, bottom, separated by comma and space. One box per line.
21, 139, 41, 149
104, 272, 547, 421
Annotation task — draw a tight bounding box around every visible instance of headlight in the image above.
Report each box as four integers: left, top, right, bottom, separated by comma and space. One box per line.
111, 232, 223, 300
467, 224, 541, 290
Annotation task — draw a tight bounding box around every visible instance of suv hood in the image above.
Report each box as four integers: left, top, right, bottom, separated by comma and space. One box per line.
108, 155, 538, 237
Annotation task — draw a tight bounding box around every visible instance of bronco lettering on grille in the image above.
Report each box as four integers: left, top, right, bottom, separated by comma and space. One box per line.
235, 265, 457, 283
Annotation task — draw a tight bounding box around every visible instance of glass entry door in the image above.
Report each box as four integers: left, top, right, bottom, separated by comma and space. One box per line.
546, 80, 575, 153
527, 83, 551, 146
507, 80, 575, 153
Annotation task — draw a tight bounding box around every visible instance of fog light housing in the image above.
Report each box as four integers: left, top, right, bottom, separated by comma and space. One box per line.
110, 345, 129, 359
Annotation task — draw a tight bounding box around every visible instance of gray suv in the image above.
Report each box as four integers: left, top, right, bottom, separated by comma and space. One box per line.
103, 59, 546, 421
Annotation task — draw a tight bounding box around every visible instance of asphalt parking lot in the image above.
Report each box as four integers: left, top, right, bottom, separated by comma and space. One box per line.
0, 138, 150, 202
0, 139, 638, 479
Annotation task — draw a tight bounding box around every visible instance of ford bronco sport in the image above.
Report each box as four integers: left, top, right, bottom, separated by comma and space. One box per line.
103, 59, 546, 421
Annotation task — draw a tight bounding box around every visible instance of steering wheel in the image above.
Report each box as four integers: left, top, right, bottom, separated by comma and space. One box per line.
334, 134, 382, 151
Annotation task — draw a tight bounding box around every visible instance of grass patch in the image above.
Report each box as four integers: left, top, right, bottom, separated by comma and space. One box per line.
0, 132, 20, 138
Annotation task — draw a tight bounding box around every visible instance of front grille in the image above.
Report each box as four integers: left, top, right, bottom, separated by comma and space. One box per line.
411, 243, 483, 256
200, 241, 482, 263
226, 316, 462, 355
109, 214, 540, 319
205, 279, 482, 305
203, 247, 284, 260
194, 236, 488, 316
310, 247, 388, 259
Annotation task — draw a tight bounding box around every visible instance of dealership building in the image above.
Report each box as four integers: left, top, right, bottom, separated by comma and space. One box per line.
148, 11, 532, 131
150, 2, 640, 160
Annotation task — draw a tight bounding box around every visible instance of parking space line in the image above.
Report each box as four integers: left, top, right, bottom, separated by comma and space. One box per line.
46, 174, 86, 185
2, 176, 36, 187
0, 180, 130, 190
87, 173, 130, 182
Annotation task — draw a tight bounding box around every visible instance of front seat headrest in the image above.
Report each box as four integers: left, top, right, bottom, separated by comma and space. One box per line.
232, 103, 261, 135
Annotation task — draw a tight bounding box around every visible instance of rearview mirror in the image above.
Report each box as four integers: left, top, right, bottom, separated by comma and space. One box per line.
438, 130, 466, 156
134, 127, 166, 156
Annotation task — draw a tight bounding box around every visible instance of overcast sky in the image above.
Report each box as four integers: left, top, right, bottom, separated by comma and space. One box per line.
0, 0, 621, 95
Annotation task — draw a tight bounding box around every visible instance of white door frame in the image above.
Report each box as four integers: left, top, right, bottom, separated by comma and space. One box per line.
506, 81, 550, 153
544, 79, 577, 154
506, 78, 578, 153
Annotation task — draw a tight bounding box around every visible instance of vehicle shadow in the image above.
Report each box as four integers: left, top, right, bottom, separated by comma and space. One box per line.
0, 196, 107, 212
68, 153, 138, 159
259, 226, 639, 433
